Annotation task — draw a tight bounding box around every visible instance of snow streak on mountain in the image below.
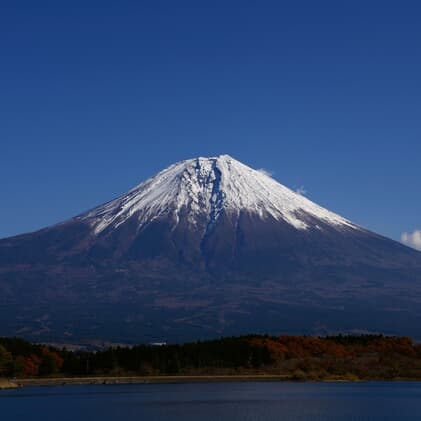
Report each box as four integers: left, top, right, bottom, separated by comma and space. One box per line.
81, 154, 356, 234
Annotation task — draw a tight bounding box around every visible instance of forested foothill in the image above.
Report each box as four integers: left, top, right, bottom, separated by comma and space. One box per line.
1, 335, 421, 381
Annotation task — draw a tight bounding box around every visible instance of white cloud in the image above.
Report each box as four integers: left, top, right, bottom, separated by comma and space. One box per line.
401, 229, 421, 251
296, 186, 307, 196
257, 168, 274, 177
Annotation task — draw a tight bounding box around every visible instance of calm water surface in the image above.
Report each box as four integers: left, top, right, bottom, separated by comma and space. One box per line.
1, 382, 421, 420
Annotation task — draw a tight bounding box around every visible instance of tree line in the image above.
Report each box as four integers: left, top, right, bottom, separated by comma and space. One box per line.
1, 334, 421, 380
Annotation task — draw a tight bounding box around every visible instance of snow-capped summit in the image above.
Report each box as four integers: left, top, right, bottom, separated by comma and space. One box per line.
81, 154, 356, 235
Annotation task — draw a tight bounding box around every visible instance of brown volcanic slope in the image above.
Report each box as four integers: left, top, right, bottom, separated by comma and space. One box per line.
1, 155, 421, 343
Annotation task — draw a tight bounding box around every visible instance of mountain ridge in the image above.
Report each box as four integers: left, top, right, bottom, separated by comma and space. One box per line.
1, 154, 421, 343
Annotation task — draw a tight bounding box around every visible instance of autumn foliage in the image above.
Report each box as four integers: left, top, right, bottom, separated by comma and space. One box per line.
0, 338, 64, 377
249, 335, 421, 380
1, 334, 421, 380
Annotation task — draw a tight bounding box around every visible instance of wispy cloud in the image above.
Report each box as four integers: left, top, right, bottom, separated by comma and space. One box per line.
257, 168, 274, 177
401, 229, 421, 251
296, 186, 307, 196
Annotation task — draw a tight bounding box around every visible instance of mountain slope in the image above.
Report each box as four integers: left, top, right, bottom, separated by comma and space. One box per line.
1, 155, 421, 343
81, 154, 355, 234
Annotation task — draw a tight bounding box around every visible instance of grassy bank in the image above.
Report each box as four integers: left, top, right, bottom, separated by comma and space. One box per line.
6, 373, 421, 390
0, 378, 18, 389
16, 374, 294, 387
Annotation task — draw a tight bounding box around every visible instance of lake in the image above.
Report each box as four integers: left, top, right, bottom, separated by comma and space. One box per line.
1, 382, 421, 420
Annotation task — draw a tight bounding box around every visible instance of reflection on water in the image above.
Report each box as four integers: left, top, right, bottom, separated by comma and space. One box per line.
2, 381, 421, 420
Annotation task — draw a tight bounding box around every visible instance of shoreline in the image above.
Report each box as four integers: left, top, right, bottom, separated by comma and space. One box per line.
3, 375, 421, 389
16, 375, 291, 388
0, 379, 19, 389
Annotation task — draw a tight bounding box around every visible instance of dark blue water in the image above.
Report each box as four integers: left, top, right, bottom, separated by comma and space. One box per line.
1, 382, 421, 420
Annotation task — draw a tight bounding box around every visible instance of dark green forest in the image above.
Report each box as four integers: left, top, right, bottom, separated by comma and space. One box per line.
1, 334, 421, 381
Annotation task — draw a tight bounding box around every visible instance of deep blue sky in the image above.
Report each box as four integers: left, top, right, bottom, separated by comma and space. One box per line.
1, 1, 420, 243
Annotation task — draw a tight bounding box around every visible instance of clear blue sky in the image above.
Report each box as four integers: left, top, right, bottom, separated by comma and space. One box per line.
1, 1, 420, 242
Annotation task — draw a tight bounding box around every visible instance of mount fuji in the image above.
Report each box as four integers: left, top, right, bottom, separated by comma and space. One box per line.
1, 154, 421, 343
